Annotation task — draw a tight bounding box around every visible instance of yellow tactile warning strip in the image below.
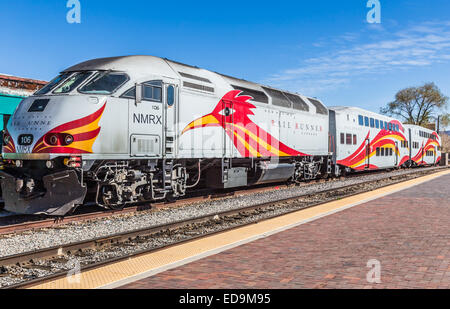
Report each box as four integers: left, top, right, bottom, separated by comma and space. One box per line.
29, 169, 450, 289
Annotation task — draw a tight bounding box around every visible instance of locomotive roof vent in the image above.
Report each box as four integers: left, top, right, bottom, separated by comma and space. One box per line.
232, 85, 269, 104
183, 81, 215, 93
178, 72, 212, 84
308, 98, 329, 115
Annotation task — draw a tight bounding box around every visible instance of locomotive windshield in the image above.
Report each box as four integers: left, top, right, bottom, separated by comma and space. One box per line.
34, 73, 71, 95
53, 72, 92, 94
34, 71, 129, 96
79, 72, 129, 94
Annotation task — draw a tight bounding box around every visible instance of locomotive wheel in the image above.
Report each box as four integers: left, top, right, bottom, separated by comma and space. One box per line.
101, 185, 124, 210
165, 193, 176, 203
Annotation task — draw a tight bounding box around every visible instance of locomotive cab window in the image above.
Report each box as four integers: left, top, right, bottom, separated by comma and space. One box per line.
79, 72, 129, 95
143, 81, 162, 102
120, 81, 162, 102
35, 73, 71, 95
167, 85, 175, 106
53, 72, 92, 94
121, 87, 136, 99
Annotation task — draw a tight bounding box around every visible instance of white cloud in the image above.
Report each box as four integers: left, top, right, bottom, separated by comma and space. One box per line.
267, 21, 450, 96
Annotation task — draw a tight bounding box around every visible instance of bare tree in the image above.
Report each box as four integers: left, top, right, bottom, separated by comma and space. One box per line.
381, 83, 449, 127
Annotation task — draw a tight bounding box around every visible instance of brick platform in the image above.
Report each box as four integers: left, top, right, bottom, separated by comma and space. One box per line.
120, 174, 450, 289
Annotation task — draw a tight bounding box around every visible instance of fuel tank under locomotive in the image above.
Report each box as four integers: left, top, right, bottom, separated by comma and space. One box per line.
205, 163, 296, 189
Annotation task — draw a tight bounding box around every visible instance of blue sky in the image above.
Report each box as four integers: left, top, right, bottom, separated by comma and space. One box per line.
1, 0, 450, 125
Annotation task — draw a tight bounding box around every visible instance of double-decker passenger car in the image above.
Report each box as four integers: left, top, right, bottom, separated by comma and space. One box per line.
329, 106, 408, 173
403, 124, 441, 166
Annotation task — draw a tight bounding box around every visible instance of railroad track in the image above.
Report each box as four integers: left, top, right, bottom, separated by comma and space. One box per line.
0, 183, 291, 236
0, 167, 385, 236
1, 166, 447, 289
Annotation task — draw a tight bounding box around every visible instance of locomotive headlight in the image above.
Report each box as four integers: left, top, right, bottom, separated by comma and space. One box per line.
64, 134, 74, 145
3, 134, 10, 145
48, 134, 59, 146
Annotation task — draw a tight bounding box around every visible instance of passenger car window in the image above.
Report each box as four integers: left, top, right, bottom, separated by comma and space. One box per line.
364, 117, 369, 127
346, 134, 352, 145
358, 115, 364, 126
375, 119, 379, 129
370, 118, 375, 128
340, 133, 345, 144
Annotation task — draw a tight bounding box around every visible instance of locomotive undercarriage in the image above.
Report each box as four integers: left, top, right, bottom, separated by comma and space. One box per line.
0, 155, 332, 216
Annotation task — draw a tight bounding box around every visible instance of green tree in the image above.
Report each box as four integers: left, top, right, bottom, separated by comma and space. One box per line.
381, 83, 449, 128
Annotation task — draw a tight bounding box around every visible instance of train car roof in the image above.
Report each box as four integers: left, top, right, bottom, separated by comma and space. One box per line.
328, 106, 396, 119
63, 55, 178, 78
